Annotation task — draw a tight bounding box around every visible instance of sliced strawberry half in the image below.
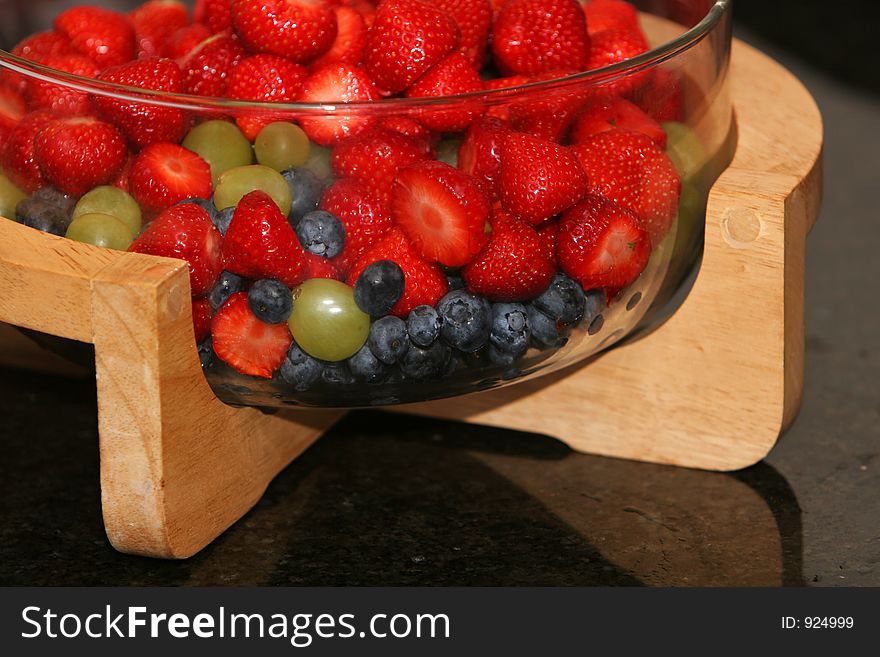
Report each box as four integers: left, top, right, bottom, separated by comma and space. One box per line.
129, 142, 213, 217
211, 292, 293, 378
570, 94, 667, 148
390, 160, 490, 267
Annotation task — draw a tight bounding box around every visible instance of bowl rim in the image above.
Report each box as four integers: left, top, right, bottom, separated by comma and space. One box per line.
0, 0, 730, 114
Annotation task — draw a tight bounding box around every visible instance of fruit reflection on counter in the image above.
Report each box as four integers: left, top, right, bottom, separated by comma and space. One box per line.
0, 0, 715, 390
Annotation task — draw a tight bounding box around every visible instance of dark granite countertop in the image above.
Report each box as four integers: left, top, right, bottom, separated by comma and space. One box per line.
1, 12, 878, 586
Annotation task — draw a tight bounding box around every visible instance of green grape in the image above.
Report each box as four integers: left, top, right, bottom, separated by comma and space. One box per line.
65, 213, 133, 250
254, 122, 310, 172
182, 120, 254, 183
72, 185, 142, 236
662, 121, 707, 181
214, 165, 293, 216
0, 173, 26, 221
435, 139, 461, 167
303, 143, 334, 182
288, 279, 370, 362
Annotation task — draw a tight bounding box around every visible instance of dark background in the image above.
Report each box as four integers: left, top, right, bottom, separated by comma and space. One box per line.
0, 0, 878, 585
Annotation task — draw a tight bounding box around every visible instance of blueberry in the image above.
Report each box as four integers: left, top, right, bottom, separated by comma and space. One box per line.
213, 206, 235, 237
247, 278, 292, 324
197, 337, 214, 370
15, 197, 68, 235
354, 260, 405, 316
279, 343, 323, 391
446, 274, 466, 291
400, 341, 452, 379
437, 289, 490, 353
294, 210, 345, 259
583, 289, 605, 325
368, 315, 410, 365
348, 345, 390, 384
406, 305, 441, 347
208, 270, 244, 310
527, 304, 568, 349
32, 187, 76, 218
533, 273, 586, 325
178, 197, 216, 220
488, 344, 518, 368
489, 302, 530, 359
321, 361, 355, 385
282, 167, 324, 224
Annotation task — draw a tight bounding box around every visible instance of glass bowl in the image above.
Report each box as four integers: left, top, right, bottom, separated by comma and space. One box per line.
0, 0, 734, 408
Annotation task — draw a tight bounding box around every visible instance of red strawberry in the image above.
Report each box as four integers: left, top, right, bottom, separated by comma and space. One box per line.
390, 159, 490, 267
557, 194, 651, 290
180, 33, 246, 97
302, 251, 344, 281
535, 219, 558, 264
25, 53, 99, 116
231, 0, 337, 63
162, 23, 212, 59
297, 63, 379, 146
583, 0, 640, 36
0, 81, 27, 143
457, 116, 510, 201
587, 28, 650, 97
404, 52, 484, 132
129, 203, 223, 295
211, 292, 292, 377
499, 132, 589, 225
11, 31, 75, 61
434, 0, 492, 67
363, 0, 459, 94
222, 190, 307, 287
633, 68, 684, 123
226, 54, 308, 140
311, 6, 368, 69
492, 0, 589, 75
483, 74, 530, 121
462, 210, 555, 301
347, 228, 449, 317
319, 177, 395, 275
111, 154, 136, 193
571, 128, 680, 243
192, 297, 213, 343
95, 58, 190, 148
129, 0, 190, 59
194, 0, 234, 34
507, 68, 586, 142
54, 6, 136, 68
1, 111, 54, 193
380, 117, 438, 149
33, 117, 128, 197
129, 142, 213, 216
570, 94, 666, 148
330, 127, 428, 201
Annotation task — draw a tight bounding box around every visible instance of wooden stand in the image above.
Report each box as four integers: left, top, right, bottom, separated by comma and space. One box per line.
0, 38, 822, 559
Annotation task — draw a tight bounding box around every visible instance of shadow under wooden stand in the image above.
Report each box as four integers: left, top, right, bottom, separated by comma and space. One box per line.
0, 39, 822, 559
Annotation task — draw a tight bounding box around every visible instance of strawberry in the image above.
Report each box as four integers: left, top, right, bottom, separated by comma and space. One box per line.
583, 0, 640, 36
180, 33, 246, 97
380, 117, 438, 150
507, 68, 586, 142
347, 227, 449, 317
211, 292, 293, 378
491, 0, 589, 75
587, 27, 650, 97
483, 74, 530, 121
25, 53, 99, 116
129, 0, 190, 59
0, 81, 27, 143
111, 154, 136, 193
499, 132, 589, 225
194, 0, 234, 34
434, 0, 492, 67
633, 68, 684, 123
129, 203, 223, 295
557, 194, 651, 291
192, 297, 213, 343
571, 128, 680, 243
226, 54, 309, 140
390, 159, 490, 267
33, 117, 128, 197
11, 31, 75, 61
570, 94, 666, 148
222, 190, 307, 288
330, 127, 428, 201
1, 111, 54, 193
297, 63, 379, 146
302, 251, 344, 281
457, 115, 510, 201
363, 0, 459, 94
311, 6, 368, 69
231, 0, 338, 63
404, 52, 484, 132
535, 219, 558, 264
54, 6, 136, 68
463, 209, 555, 301
319, 177, 395, 275
162, 23, 212, 59
129, 142, 213, 216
